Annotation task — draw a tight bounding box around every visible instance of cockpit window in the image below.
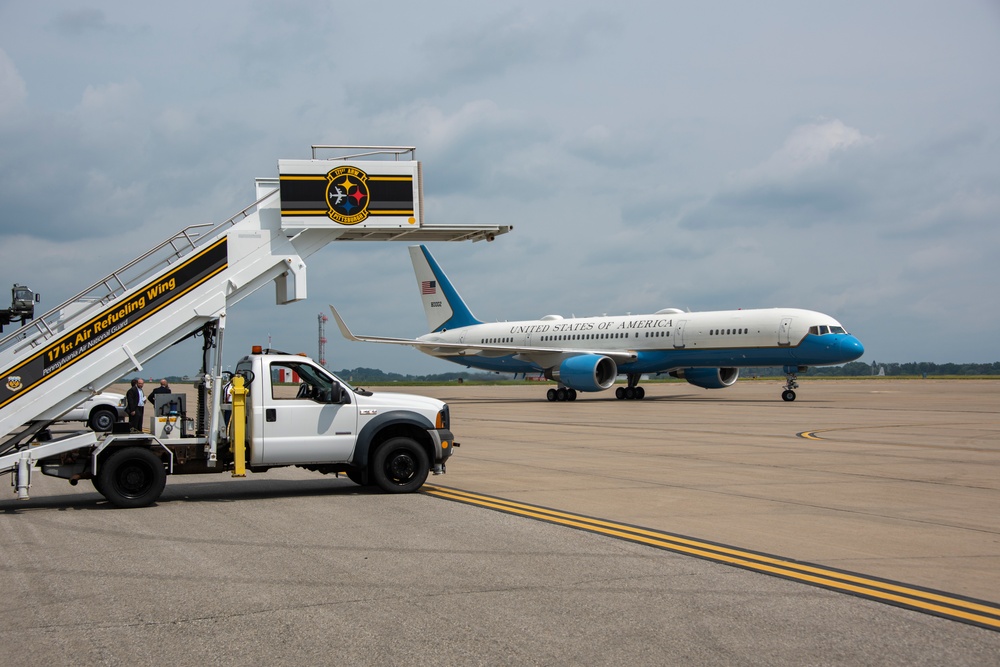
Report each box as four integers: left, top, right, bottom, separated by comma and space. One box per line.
809, 325, 848, 336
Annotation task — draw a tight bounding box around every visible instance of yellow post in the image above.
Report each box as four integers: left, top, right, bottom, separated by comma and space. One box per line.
230, 375, 248, 477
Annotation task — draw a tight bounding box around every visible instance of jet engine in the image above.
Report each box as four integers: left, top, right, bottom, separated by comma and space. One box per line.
546, 354, 618, 392
669, 367, 740, 389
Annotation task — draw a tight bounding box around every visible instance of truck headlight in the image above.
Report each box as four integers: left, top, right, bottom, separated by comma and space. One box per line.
436, 405, 450, 430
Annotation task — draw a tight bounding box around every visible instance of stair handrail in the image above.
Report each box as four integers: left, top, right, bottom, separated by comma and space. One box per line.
310, 145, 416, 161
1, 189, 276, 354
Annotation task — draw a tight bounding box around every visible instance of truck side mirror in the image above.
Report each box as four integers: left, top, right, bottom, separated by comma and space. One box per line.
338, 388, 351, 404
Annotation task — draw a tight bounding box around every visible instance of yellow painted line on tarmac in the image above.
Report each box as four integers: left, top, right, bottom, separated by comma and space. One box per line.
798, 430, 827, 440
422, 484, 1000, 631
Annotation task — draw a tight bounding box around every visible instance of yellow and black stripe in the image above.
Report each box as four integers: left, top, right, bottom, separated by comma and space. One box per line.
279, 174, 414, 217
423, 485, 1000, 631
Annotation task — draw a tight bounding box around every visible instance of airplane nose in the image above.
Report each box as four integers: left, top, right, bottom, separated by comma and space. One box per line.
841, 335, 864, 360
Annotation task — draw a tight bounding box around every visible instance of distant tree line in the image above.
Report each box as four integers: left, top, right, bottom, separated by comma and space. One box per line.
160, 361, 999, 385
332, 367, 500, 383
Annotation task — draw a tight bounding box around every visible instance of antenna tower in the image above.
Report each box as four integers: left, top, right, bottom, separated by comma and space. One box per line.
318, 312, 328, 367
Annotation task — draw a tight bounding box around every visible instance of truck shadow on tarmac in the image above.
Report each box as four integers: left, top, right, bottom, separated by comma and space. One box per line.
1, 478, 384, 513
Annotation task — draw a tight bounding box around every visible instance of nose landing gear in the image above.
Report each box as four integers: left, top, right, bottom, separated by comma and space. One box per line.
782, 367, 801, 401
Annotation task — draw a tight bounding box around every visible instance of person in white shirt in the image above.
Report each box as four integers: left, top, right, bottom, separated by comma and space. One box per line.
125, 378, 146, 432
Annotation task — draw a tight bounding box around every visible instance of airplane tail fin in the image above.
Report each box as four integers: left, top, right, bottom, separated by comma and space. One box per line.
408, 245, 483, 332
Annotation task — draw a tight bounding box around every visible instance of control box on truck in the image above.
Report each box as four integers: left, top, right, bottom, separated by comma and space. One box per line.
17, 346, 455, 508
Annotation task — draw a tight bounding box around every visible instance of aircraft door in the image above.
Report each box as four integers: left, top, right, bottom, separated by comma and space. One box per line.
673, 320, 687, 349
778, 317, 793, 346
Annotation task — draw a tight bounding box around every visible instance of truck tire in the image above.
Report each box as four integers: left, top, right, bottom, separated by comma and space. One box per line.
97, 447, 167, 508
371, 437, 429, 493
89, 407, 118, 432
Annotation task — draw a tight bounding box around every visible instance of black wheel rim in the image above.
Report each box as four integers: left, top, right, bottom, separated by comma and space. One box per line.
113, 461, 155, 498
386, 451, 416, 483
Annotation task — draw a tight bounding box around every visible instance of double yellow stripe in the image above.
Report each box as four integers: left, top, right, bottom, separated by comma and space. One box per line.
423, 484, 1000, 631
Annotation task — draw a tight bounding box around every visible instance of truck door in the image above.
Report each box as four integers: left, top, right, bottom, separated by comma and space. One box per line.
257, 361, 358, 465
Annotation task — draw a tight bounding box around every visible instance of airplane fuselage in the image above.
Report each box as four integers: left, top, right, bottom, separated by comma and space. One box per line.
331, 244, 865, 402
416, 307, 863, 376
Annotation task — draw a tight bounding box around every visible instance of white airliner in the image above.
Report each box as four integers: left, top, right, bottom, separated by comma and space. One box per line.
330, 245, 865, 402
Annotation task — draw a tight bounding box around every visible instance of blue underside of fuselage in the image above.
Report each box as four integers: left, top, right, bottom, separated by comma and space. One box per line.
439, 334, 864, 375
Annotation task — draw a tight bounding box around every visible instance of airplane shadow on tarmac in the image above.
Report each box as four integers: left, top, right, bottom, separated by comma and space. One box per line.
438, 393, 829, 405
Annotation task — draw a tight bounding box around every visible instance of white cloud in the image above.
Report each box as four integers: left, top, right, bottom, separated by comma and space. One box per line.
0, 48, 26, 118
738, 119, 876, 185
77, 79, 141, 115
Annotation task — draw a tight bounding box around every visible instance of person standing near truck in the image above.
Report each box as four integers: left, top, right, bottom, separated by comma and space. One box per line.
125, 378, 146, 432
149, 378, 171, 406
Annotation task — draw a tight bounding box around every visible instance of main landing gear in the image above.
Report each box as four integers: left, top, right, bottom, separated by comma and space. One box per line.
615, 374, 645, 400
782, 368, 800, 402
546, 386, 578, 402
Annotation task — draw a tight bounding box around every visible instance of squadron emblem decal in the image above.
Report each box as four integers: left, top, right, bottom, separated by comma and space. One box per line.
6, 376, 22, 392
325, 166, 370, 225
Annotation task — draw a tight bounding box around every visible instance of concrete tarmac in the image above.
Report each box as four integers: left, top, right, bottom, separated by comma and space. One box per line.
414, 379, 1000, 605
2, 378, 998, 665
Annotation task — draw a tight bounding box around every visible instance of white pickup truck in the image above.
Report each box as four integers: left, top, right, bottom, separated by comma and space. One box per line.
58, 392, 126, 431
27, 348, 456, 508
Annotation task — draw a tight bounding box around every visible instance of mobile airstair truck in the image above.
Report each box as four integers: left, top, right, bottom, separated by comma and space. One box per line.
0, 146, 510, 507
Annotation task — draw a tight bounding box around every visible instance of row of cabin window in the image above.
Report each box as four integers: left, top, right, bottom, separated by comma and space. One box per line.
477, 325, 847, 346
539, 332, 637, 342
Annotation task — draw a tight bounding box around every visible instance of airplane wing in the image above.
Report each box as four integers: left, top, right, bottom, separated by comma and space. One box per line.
329, 305, 638, 366
329, 305, 489, 356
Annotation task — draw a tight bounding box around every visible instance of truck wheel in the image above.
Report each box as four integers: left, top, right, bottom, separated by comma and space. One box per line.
89, 408, 117, 432
97, 447, 166, 508
371, 437, 429, 493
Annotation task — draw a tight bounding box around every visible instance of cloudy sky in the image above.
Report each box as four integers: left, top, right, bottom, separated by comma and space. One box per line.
1, 1, 998, 378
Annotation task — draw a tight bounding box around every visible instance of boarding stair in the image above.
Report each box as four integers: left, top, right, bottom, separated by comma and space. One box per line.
0, 146, 510, 489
